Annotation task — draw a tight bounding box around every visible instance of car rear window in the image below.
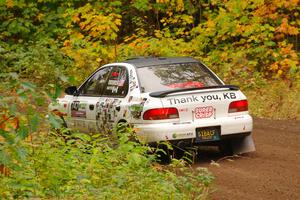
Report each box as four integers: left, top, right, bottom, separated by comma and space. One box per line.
136, 62, 222, 93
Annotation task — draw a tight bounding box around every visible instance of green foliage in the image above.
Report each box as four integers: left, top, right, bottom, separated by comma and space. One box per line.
118, 0, 299, 83
0, 40, 72, 85
1, 1, 299, 198
1, 0, 299, 86
0, 75, 212, 199
0, 126, 212, 199
0, 74, 45, 169
245, 80, 300, 120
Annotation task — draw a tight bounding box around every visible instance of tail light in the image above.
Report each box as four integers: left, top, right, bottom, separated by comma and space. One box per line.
143, 108, 179, 120
228, 100, 248, 113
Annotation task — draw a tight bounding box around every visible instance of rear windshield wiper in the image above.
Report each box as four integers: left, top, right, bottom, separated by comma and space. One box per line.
149, 85, 239, 98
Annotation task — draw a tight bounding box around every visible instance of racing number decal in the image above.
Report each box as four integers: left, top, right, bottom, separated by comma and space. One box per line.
71, 101, 87, 118
194, 106, 214, 119
71, 101, 80, 111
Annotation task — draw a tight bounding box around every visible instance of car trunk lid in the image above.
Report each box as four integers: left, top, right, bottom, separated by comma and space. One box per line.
158, 88, 243, 122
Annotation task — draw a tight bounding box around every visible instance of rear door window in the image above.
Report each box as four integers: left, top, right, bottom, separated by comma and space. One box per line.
136, 62, 222, 92
103, 66, 129, 97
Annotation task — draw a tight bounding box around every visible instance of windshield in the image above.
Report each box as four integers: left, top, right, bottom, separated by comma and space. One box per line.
136, 62, 222, 93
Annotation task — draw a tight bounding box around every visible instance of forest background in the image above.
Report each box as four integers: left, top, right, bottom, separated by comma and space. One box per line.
0, 0, 299, 199
1, 0, 299, 119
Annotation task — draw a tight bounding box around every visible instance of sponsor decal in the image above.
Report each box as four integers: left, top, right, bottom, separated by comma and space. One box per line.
194, 106, 214, 119
123, 110, 128, 118
111, 71, 119, 77
71, 101, 87, 118
118, 79, 125, 86
71, 110, 86, 118
167, 81, 204, 89
107, 85, 119, 93
178, 108, 188, 112
95, 98, 123, 132
128, 96, 133, 102
167, 92, 237, 105
172, 132, 193, 139
129, 98, 147, 119
234, 116, 244, 119
129, 104, 143, 118
108, 80, 119, 85
107, 79, 125, 87
129, 69, 138, 91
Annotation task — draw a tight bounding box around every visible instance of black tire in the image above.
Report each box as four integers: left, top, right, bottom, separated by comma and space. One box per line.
218, 139, 234, 156
156, 144, 172, 164
173, 146, 185, 159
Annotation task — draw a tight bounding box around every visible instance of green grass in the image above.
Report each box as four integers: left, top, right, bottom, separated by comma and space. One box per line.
245, 80, 300, 120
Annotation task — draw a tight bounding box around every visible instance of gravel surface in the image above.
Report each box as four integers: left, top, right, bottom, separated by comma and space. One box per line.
194, 118, 300, 200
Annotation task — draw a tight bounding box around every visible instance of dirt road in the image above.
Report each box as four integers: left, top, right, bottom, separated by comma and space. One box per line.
195, 118, 300, 200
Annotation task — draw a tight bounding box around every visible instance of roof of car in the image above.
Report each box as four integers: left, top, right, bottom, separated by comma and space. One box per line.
122, 57, 199, 68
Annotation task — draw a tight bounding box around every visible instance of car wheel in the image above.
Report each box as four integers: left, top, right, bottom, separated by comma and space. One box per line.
218, 139, 234, 156
173, 146, 185, 159
156, 144, 172, 164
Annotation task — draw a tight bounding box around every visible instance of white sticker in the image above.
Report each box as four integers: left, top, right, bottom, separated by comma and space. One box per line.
108, 80, 119, 86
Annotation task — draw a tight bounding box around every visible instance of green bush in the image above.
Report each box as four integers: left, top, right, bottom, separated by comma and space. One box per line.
0, 127, 213, 199
245, 80, 300, 120
0, 55, 212, 200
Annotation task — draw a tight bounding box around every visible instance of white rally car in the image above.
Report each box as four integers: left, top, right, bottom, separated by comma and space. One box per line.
50, 57, 255, 154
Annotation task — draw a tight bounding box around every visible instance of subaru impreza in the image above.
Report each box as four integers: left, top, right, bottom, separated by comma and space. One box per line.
50, 57, 255, 154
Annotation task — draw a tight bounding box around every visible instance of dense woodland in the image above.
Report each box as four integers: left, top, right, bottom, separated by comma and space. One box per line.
0, 0, 299, 199
1, 0, 300, 118
1, 0, 299, 81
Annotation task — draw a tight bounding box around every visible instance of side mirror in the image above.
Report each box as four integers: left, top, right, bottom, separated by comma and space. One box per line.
65, 86, 77, 95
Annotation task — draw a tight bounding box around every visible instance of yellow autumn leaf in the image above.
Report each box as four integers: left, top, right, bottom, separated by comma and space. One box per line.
74, 32, 84, 39
176, 0, 184, 11
72, 14, 80, 23
6, 0, 13, 8
37, 13, 44, 22
271, 63, 279, 70
207, 19, 215, 29
63, 40, 71, 47
129, 43, 136, 48
92, 42, 98, 48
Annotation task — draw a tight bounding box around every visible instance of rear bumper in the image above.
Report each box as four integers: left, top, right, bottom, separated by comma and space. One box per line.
134, 114, 253, 143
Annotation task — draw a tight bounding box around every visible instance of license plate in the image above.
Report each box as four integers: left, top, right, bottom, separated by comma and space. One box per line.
196, 126, 220, 142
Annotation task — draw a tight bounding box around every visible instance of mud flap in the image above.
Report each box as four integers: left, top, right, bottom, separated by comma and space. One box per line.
231, 135, 256, 154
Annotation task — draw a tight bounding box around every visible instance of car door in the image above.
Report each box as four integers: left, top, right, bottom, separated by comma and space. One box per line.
67, 66, 112, 133
95, 66, 129, 132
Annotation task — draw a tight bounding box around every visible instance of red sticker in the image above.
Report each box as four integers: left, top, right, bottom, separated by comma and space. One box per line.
71, 110, 86, 118
167, 81, 204, 89
111, 71, 119, 77
194, 106, 214, 119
